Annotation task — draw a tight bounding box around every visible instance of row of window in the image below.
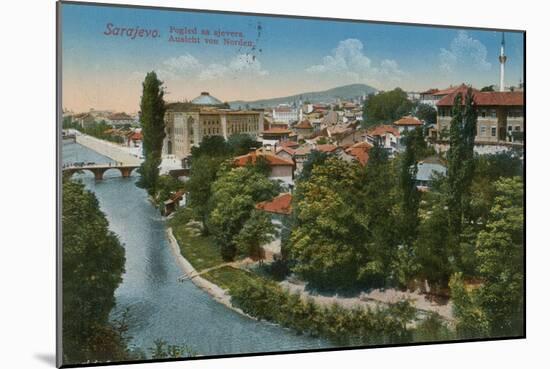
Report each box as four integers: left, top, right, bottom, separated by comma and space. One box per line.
438, 107, 524, 118
479, 125, 521, 137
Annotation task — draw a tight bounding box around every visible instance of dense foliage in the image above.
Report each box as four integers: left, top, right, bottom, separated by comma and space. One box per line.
62, 179, 127, 364
208, 165, 280, 260
362, 88, 413, 126
450, 177, 524, 339
137, 72, 166, 196
230, 277, 421, 345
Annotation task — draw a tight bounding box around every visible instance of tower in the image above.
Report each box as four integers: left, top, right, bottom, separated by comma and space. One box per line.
499, 32, 507, 92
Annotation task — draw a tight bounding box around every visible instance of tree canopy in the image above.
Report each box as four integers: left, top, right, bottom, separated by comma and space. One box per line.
363, 88, 413, 127
208, 166, 280, 260
62, 179, 127, 363
137, 72, 166, 195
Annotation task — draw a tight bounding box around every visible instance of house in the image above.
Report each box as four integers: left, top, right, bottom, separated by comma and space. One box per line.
127, 130, 142, 147
107, 112, 135, 127
345, 141, 373, 166
272, 104, 298, 123
321, 111, 339, 126
436, 86, 524, 144
275, 146, 296, 162
415, 160, 447, 190
293, 146, 312, 174
294, 119, 314, 139
73, 113, 95, 129
393, 116, 423, 134
255, 193, 293, 260
261, 127, 293, 143
366, 125, 401, 154
234, 151, 295, 187
162, 190, 185, 216
419, 85, 467, 108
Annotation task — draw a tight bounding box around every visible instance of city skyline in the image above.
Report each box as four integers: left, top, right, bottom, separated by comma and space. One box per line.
61, 3, 524, 113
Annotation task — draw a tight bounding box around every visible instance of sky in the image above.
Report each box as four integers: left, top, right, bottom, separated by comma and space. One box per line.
61, 3, 525, 113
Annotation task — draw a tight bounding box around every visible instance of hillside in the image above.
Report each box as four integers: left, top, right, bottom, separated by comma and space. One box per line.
229, 83, 377, 109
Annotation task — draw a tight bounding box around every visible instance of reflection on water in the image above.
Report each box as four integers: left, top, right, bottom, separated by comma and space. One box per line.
62, 141, 331, 357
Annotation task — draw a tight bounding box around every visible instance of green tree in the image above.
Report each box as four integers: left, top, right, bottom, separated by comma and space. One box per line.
358, 145, 400, 285
185, 155, 226, 233
234, 209, 276, 261
137, 72, 166, 196
363, 88, 413, 127
399, 128, 423, 243
62, 179, 127, 364
190, 135, 229, 158
208, 166, 280, 260
289, 158, 369, 289
415, 103, 437, 126
450, 177, 524, 338
446, 88, 477, 237
297, 150, 330, 182
227, 133, 261, 156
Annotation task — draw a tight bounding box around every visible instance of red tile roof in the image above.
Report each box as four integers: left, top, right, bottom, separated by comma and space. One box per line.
315, 144, 339, 153
432, 84, 468, 96
276, 147, 296, 156
255, 193, 292, 215
234, 151, 295, 167
279, 140, 300, 148
394, 116, 423, 126
262, 128, 292, 134
295, 119, 313, 129
367, 125, 400, 137
345, 144, 372, 166
420, 88, 439, 95
436, 87, 524, 107
130, 131, 142, 140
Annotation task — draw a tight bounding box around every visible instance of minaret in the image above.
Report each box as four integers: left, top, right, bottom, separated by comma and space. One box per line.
499, 32, 507, 92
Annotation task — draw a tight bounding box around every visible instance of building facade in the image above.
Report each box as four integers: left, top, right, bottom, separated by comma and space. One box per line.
436, 87, 524, 144
163, 92, 263, 160
272, 105, 298, 123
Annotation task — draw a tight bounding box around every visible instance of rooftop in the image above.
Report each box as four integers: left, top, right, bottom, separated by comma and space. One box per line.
234, 151, 295, 167
437, 87, 524, 107
191, 92, 224, 106
394, 116, 423, 126
255, 193, 293, 215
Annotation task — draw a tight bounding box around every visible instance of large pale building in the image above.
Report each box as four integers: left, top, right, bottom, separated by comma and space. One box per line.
163, 92, 263, 160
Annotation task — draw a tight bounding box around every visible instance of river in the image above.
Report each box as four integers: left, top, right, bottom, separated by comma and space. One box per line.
62, 141, 331, 358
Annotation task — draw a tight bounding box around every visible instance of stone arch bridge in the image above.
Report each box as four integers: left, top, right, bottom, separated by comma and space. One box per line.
62, 163, 139, 180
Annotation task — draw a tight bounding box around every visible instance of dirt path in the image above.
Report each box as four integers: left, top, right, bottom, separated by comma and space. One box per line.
279, 280, 454, 322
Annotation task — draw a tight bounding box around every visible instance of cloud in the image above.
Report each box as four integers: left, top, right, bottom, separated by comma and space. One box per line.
163, 54, 201, 72
306, 38, 405, 83
439, 31, 491, 73
199, 54, 268, 80
137, 53, 269, 82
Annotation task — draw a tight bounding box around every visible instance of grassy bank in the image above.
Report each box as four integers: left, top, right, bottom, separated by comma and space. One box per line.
169, 214, 455, 346
171, 223, 223, 271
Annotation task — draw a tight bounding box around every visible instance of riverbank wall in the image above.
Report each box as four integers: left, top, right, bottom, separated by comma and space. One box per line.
76, 134, 143, 165
165, 227, 256, 320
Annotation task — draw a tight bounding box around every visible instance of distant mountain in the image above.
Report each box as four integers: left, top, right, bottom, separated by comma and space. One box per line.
229, 83, 377, 109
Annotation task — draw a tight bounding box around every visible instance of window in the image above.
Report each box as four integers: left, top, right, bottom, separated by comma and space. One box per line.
480, 126, 487, 136
508, 109, 523, 118
480, 109, 487, 118
515, 125, 521, 131
491, 127, 497, 137
489, 109, 497, 118
508, 125, 513, 131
